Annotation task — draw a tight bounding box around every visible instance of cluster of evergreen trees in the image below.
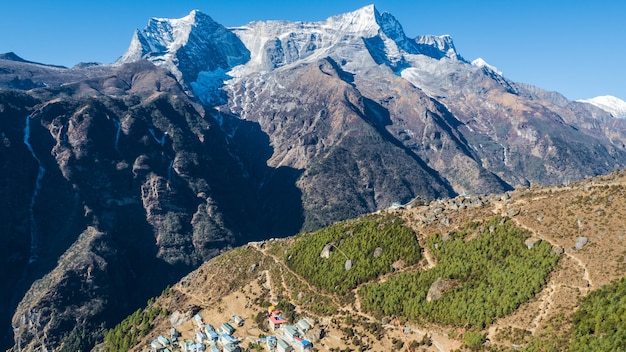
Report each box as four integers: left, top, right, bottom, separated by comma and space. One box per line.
285, 214, 422, 295
569, 276, 626, 351
359, 217, 559, 329
103, 300, 168, 351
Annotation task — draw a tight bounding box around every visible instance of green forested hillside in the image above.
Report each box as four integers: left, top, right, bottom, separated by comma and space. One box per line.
285, 214, 422, 295
569, 276, 626, 351
359, 217, 559, 329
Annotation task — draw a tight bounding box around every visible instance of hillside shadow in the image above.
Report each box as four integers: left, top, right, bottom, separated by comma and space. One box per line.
357, 97, 457, 197
1, 111, 94, 350
218, 112, 304, 240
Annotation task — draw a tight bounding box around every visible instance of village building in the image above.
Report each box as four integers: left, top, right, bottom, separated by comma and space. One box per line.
223, 343, 242, 352
219, 333, 237, 346
150, 339, 160, 350
283, 325, 299, 342
206, 330, 219, 342
277, 338, 294, 352
182, 340, 206, 352
269, 310, 289, 331
230, 314, 244, 326
296, 319, 311, 334
218, 322, 236, 335
293, 337, 313, 352
266, 336, 277, 351
194, 314, 204, 329
157, 335, 170, 347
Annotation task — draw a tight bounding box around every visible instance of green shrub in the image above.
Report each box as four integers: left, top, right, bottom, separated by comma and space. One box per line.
103, 304, 167, 352
463, 331, 486, 351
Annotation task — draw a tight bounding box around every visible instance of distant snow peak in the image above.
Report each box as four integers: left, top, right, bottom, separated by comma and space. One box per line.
326, 4, 380, 35
141, 9, 204, 53
117, 9, 249, 86
579, 95, 626, 119
325, 5, 411, 45
471, 58, 502, 76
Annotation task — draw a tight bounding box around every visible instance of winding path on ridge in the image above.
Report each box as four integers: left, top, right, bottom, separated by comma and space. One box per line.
501, 208, 593, 290
250, 243, 341, 307
252, 241, 455, 351
486, 200, 595, 339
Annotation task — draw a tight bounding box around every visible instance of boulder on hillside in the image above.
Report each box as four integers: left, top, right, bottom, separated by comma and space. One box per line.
426, 278, 458, 302
525, 237, 541, 249
320, 242, 334, 258
575, 236, 588, 250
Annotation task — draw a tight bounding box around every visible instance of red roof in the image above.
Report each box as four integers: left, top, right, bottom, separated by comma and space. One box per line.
269, 316, 288, 324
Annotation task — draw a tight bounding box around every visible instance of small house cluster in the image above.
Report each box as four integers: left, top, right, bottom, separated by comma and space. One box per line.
148, 308, 314, 352
150, 313, 244, 352
266, 307, 313, 352
150, 335, 173, 352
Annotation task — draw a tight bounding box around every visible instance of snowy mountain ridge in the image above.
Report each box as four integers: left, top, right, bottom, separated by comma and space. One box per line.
117, 4, 463, 104
579, 95, 626, 119
228, 4, 462, 75
324, 4, 381, 35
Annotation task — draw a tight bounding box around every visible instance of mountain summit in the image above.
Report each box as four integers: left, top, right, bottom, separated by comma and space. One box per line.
579, 95, 626, 119
117, 9, 250, 87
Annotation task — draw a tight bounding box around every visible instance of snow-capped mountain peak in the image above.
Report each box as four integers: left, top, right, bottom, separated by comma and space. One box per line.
579, 95, 626, 119
117, 10, 203, 64
324, 4, 381, 35
471, 57, 502, 76
117, 10, 249, 83
117, 6, 464, 104
145, 9, 200, 49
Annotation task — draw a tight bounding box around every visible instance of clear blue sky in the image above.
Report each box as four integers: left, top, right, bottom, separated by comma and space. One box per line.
1, 0, 625, 101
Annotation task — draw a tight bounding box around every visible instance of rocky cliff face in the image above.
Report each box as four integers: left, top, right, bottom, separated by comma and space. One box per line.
224, 57, 454, 230
2, 4, 626, 351
0, 62, 286, 350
